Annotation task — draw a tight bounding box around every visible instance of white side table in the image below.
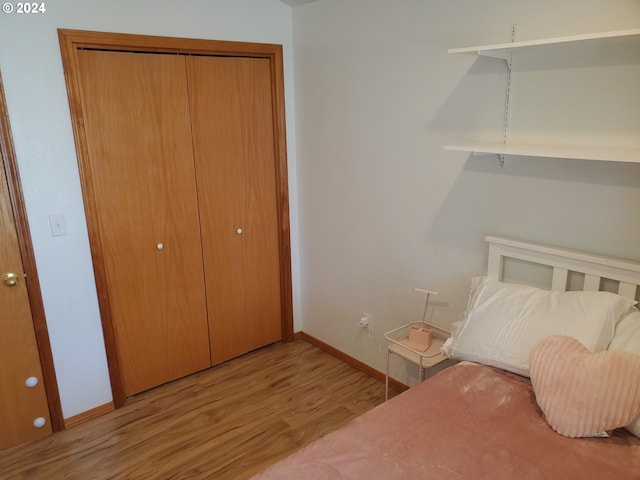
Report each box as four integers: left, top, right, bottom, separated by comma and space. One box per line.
384, 321, 450, 400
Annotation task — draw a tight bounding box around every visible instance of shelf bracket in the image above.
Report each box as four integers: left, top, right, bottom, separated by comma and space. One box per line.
500, 24, 517, 168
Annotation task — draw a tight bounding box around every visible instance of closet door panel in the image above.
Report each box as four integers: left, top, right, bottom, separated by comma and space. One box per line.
76, 51, 210, 395
187, 56, 282, 365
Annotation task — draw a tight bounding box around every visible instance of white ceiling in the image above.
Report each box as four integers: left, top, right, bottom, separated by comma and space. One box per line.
279, 0, 319, 6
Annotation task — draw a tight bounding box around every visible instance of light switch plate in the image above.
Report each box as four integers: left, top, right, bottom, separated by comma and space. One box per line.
49, 213, 67, 237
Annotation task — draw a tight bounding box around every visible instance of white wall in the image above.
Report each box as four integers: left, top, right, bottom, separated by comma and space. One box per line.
292, 0, 640, 385
0, 0, 299, 418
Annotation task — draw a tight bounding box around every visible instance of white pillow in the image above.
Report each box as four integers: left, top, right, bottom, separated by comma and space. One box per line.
609, 307, 640, 353
441, 277, 637, 377
608, 307, 640, 438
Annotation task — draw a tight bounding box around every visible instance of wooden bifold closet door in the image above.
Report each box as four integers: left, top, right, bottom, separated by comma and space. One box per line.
73, 41, 287, 399
187, 56, 281, 365
76, 51, 211, 396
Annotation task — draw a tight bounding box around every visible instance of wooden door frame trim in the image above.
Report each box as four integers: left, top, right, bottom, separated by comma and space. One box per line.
58, 29, 294, 408
0, 71, 65, 431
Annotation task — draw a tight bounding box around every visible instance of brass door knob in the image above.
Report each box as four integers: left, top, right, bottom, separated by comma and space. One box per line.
3, 273, 19, 287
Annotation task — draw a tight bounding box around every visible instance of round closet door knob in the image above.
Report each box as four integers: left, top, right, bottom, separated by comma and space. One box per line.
236, 228, 243, 235
25, 377, 39, 388
33, 417, 47, 428
156, 243, 164, 250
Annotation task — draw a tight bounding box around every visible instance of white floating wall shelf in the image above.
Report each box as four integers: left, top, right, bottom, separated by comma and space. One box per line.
444, 143, 640, 164
446, 28, 640, 164
448, 28, 640, 60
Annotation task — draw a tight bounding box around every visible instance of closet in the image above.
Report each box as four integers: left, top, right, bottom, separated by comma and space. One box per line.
60, 30, 292, 403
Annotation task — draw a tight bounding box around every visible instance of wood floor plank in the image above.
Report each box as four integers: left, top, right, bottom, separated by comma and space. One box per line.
0, 340, 395, 479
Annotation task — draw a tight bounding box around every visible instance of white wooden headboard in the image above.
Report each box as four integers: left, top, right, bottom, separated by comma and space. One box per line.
486, 235, 640, 301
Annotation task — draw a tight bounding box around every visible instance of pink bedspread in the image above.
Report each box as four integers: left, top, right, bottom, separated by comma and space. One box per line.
251, 362, 640, 479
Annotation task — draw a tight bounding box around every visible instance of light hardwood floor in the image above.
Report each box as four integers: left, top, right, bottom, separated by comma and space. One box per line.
0, 340, 395, 479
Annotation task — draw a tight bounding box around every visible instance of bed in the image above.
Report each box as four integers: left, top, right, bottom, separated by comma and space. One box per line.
251, 236, 640, 479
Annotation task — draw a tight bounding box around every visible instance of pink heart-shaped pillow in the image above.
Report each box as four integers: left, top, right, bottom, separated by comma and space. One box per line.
530, 335, 640, 438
